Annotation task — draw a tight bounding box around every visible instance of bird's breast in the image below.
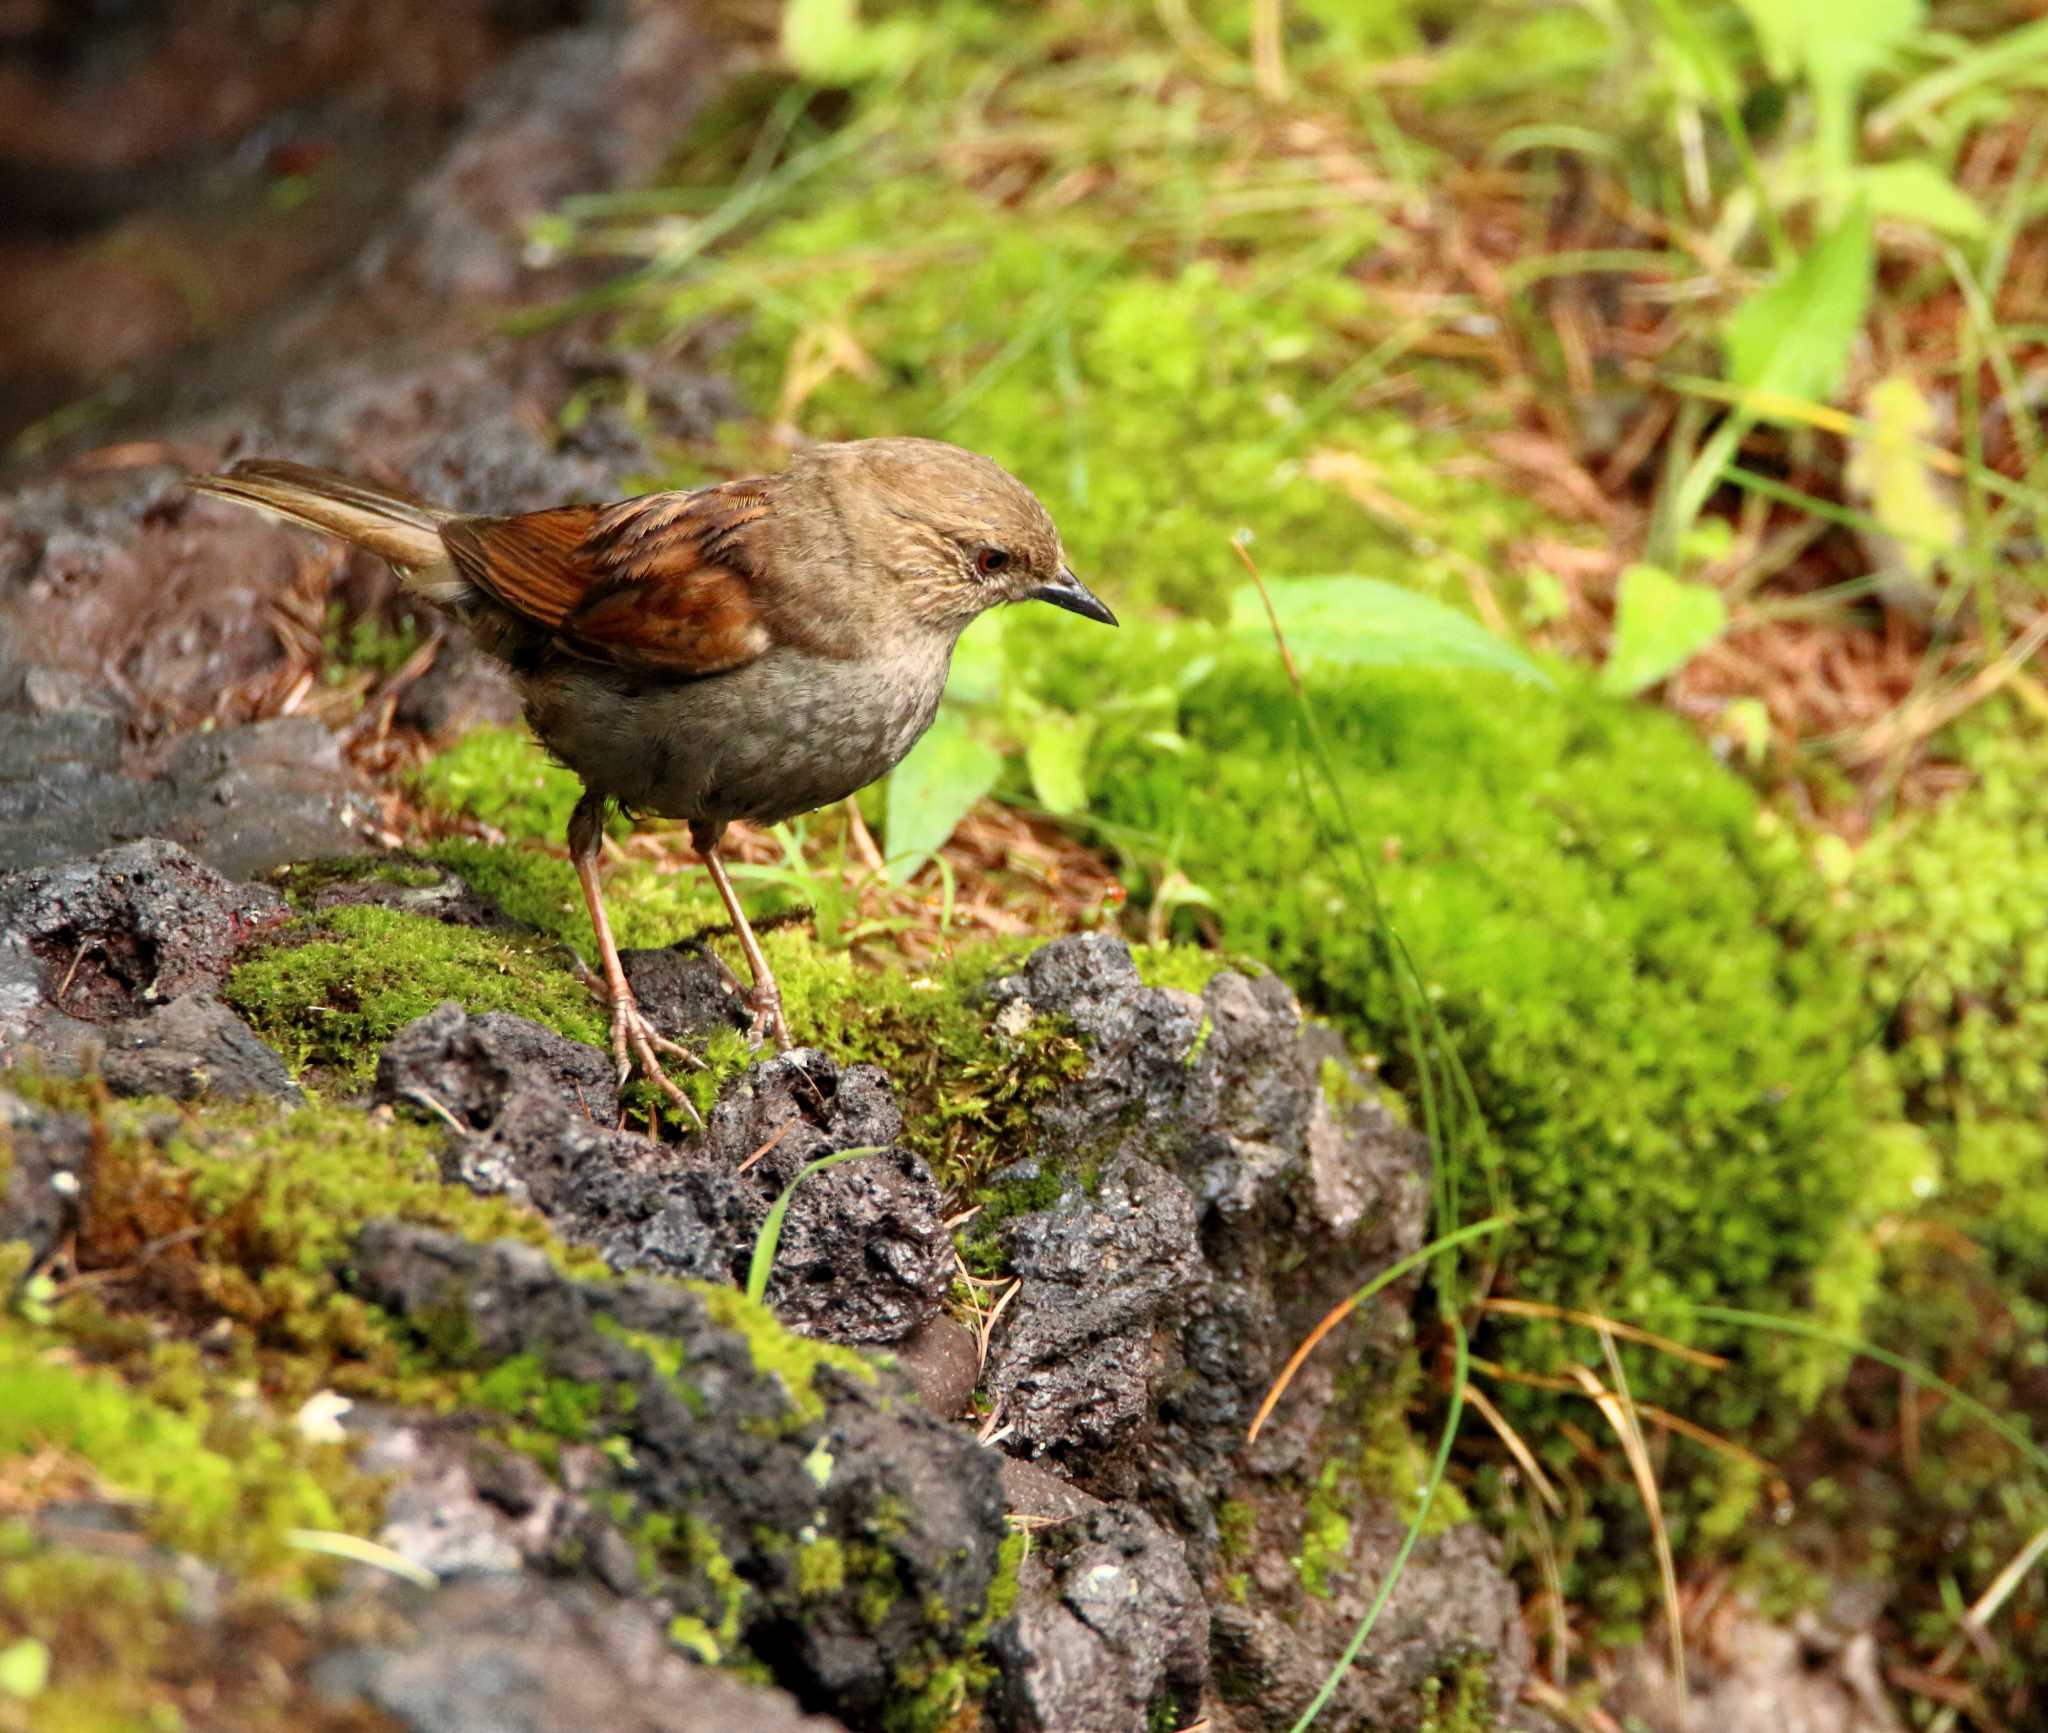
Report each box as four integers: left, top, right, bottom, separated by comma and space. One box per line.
522, 643, 952, 828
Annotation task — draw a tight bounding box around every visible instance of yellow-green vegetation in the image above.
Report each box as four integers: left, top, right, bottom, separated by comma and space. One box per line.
1811, 710, 2048, 1694
224, 902, 608, 1089
1850, 714, 2048, 1237
1416, 1650, 1497, 1733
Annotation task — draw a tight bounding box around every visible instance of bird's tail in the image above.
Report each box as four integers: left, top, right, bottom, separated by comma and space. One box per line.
188, 460, 466, 599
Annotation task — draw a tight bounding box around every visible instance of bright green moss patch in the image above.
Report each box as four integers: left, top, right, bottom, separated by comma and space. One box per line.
1848, 715, 2048, 1251
224, 902, 607, 1089
265, 855, 441, 909
1055, 637, 1902, 1420
797, 1536, 848, 1597
412, 723, 585, 845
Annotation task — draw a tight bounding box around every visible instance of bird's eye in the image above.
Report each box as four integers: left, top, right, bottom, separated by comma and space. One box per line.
975, 546, 1011, 578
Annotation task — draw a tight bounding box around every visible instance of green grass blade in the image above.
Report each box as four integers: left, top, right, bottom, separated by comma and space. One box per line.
1288, 1314, 1471, 1733
747, 1146, 885, 1304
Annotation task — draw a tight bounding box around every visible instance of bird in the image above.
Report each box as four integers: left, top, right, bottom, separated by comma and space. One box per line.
188, 437, 1117, 1122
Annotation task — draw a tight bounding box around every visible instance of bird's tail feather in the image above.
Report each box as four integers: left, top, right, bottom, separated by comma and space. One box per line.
188, 460, 462, 593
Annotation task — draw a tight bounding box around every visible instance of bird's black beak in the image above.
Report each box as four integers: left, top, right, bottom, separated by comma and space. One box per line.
1029, 565, 1118, 627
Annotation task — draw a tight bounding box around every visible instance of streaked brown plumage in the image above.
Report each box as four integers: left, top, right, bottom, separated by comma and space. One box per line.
187, 438, 1115, 1122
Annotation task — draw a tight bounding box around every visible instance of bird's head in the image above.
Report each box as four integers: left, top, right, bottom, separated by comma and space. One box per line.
805, 437, 1117, 637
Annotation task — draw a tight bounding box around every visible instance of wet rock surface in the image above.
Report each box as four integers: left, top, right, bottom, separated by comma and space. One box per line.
983, 1151, 1208, 1469
993, 1501, 1210, 1733
313, 1575, 852, 1733
0, 838, 290, 1063
0, 1088, 88, 1270
98, 991, 302, 1103
981, 934, 1526, 1727
701, 1049, 952, 1346
0, 661, 377, 879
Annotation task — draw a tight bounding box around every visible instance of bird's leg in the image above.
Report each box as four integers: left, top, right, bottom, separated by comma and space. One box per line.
570, 793, 705, 1127
694, 822, 792, 1053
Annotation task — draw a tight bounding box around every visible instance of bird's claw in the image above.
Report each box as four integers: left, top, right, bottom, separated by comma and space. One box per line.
608, 992, 706, 1129
705, 950, 792, 1052
742, 986, 793, 1055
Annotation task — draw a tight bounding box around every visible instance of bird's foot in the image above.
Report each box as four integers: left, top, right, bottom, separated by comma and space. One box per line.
743, 983, 793, 1054
704, 951, 793, 1052
608, 989, 707, 1129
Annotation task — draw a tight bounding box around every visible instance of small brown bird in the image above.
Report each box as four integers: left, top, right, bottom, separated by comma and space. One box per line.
189, 438, 1115, 1118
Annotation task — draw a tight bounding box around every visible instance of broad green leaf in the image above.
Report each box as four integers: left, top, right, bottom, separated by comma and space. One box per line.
1846, 374, 1963, 578
1732, 0, 1920, 86
1224, 577, 1550, 686
1601, 563, 1729, 695
1856, 161, 1987, 238
1723, 206, 1873, 405
780, 0, 919, 84
0, 1640, 49, 1701
947, 609, 1008, 706
882, 708, 1004, 883
1024, 713, 1095, 816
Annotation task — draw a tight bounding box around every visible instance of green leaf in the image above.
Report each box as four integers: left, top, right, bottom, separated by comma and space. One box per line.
780, 0, 920, 84
946, 609, 1008, 706
1224, 577, 1551, 686
1732, 0, 1920, 88
1723, 205, 1874, 405
1855, 161, 1988, 238
0, 1640, 49, 1701
1601, 564, 1729, 695
1024, 713, 1095, 816
882, 708, 1004, 883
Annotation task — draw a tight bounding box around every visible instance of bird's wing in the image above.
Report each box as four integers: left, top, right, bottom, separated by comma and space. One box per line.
441, 480, 774, 675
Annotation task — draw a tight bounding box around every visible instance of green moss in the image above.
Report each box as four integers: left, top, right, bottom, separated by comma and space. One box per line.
1128, 943, 1254, 997
797, 1537, 848, 1597
265, 854, 441, 909
1417, 1650, 1497, 1733
412, 724, 587, 845
668, 1615, 722, 1665
1294, 1492, 1352, 1600
224, 901, 607, 1088
695, 1283, 876, 1429
1058, 644, 1903, 1419
1215, 1497, 1256, 1563
0, 1327, 362, 1585
1848, 715, 2048, 1256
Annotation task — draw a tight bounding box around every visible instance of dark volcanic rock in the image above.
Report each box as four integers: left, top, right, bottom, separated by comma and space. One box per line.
374, 1001, 741, 1283
379, 1010, 953, 1349
0, 1089, 88, 1271
702, 1049, 952, 1346
99, 991, 301, 1102
313, 1575, 851, 1733
1211, 1521, 1530, 1731
349, 1224, 1007, 1723
987, 935, 1430, 1473
620, 941, 751, 1043
0, 839, 288, 1064
983, 935, 1529, 1721
983, 1152, 1207, 1470
0, 662, 375, 880
991, 1502, 1209, 1733
890, 1313, 981, 1420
